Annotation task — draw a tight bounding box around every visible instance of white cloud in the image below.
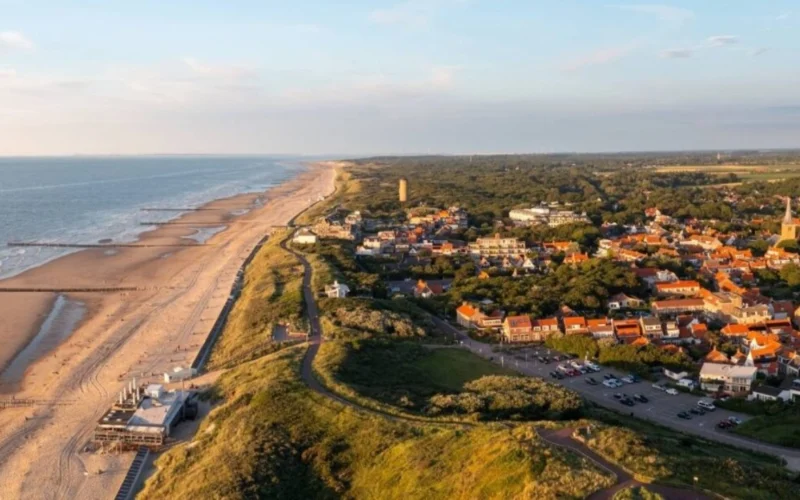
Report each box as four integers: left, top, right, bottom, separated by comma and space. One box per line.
182, 57, 257, 80
369, 0, 467, 29
611, 4, 694, 24
776, 13, 789, 21
369, 1, 435, 28
430, 65, 459, 88
0, 31, 34, 50
0, 68, 17, 78
707, 35, 739, 47
562, 44, 636, 72
661, 48, 693, 59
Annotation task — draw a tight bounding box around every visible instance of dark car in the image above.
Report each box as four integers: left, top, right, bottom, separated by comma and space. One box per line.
604, 374, 615, 380
538, 356, 549, 364
613, 393, 624, 400
632, 394, 648, 403
620, 398, 635, 407
717, 420, 732, 429
677, 411, 692, 420
689, 407, 705, 416
585, 377, 598, 385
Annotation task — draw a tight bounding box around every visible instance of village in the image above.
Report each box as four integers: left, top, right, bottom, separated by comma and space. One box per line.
295, 180, 800, 409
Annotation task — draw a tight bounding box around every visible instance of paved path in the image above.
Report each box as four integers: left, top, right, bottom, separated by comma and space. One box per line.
432, 317, 800, 472
539, 428, 711, 500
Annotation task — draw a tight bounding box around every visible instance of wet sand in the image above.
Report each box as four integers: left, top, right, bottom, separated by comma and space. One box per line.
0, 162, 338, 500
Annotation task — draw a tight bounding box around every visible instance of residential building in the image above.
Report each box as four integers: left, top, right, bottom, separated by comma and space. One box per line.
588, 318, 615, 339
531, 317, 561, 341
563, 316, 588, 334
651, 298, 705, 316
607, 293, 644, 310
655, 280, 701, 297
639, 316, 664, 339
469, 234, 526, 258
699, 363, 757, 393
502, 315, 533, 343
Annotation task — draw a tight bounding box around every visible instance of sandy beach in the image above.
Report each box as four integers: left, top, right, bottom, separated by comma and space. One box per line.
0, 162, 337, 499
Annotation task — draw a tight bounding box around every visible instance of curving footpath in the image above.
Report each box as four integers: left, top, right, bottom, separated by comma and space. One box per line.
538, 428, 712, 500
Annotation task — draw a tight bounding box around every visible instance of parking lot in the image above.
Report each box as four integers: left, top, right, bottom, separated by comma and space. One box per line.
492, 346, 749, 430
432, 317, 800, 470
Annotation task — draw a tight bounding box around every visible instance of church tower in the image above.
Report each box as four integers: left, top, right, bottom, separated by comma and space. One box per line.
780, 197, 797, 242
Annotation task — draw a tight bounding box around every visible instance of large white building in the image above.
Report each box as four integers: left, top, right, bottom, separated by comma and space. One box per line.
509, 206, 589, 227
469, 234, 526, 258
699, 363, 757, 393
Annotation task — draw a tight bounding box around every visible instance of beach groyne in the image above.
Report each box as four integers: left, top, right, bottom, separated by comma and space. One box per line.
8, 242, 208, 249
0, 287, 145, 293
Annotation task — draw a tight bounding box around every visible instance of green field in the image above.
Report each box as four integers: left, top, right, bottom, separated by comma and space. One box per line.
313, 340, 515, 410
411, 348, 513, 391
734, 413, 800, 449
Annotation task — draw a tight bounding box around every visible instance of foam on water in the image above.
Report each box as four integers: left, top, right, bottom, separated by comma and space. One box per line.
0, 156, 305, 279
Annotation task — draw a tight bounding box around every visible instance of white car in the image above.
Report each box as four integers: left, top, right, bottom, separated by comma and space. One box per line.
728, 416, 743, 425
652, 383, 666, 391
666, 388, 679, 396
621, 376, 634, 384
602, 380, 617, 388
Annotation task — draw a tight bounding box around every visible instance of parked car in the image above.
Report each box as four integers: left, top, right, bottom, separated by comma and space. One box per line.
652, 383, 666, 391
549, 371, 562, 379
728, 416, 742, 425
632, 394, 648, 403
620, 398, 635, 407
586, 377, 598, 385
604, 374, 615, 380
602, 380, 617, 388
717, 420, 732, 429
689, 407, 705, 416
697, 400, 716, 412
627, 374, 640, 383
613, 393, 624, 400
620, 376, 635, 384
677, 411, 692, 420
666, 388, 679, 396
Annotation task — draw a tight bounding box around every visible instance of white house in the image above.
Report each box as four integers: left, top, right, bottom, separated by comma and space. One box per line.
324, 281, 350, 298
699, 363, 757, 393
292, 229, 317, 245
608, 293, 644, 310
748, 386, 792, 403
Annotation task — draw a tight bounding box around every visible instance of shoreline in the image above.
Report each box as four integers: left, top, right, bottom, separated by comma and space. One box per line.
0, 161, 315, 387
0, 160, 336, 499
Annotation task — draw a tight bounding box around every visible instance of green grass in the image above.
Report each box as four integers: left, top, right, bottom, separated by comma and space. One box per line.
313, 340, 516, 412
140, 347, 614, 500
411, 348, 512, 391
582, 408, 798, 500
734, 413, 800, 449
207, 229, 305, 369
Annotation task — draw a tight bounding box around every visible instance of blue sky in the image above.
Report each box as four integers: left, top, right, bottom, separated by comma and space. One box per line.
0, 1, 798, 155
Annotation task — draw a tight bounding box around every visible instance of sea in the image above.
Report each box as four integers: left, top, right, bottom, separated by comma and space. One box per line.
0, 156, 306, 280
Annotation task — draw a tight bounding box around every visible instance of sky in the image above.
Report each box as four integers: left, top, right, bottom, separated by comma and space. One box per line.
0, 0, 799, 155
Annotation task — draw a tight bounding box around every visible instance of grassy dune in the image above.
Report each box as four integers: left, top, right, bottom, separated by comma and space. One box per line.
207, 229, 305, 369
139, 348, 613, 500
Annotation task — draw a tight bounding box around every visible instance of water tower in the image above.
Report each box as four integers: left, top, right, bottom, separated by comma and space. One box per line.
399, 177, 408, 203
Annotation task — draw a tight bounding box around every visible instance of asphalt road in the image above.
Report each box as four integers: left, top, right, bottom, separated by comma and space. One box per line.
433, 317, 800, 472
